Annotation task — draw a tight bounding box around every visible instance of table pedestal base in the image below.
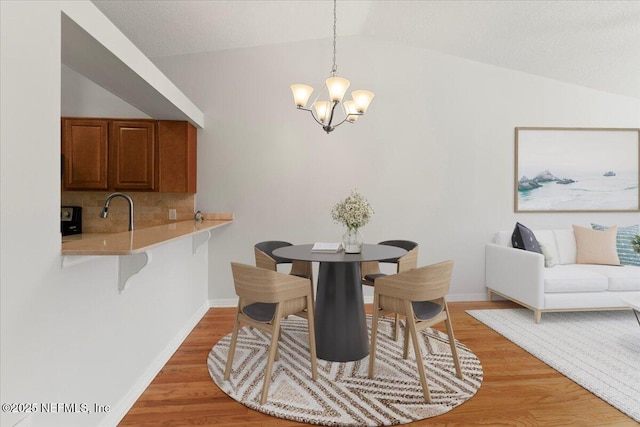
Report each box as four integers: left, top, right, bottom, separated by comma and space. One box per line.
315, 262, 368, 362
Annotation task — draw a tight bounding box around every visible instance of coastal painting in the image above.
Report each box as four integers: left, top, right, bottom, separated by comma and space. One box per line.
515, 127, 640, 212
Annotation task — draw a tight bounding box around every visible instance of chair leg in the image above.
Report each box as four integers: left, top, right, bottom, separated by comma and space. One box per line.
405, 301, 431, 404
368, 292, 381, 378
260, 307, 283, 405
402, 322, 410, 359
407, 306, 431, 403
306, 294, 318, 381
224, 310, 242, 381
444, 316, 463, 379
393, 313, 400, 341
274, 329, 282, 361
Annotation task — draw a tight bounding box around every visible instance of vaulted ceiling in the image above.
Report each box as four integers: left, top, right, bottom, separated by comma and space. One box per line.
92, 0, 640, 99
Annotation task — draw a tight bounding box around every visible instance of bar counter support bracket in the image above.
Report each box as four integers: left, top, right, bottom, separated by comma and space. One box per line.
192, 230, 212, 254
61, 255, 96, 269
119, 252, 151, 293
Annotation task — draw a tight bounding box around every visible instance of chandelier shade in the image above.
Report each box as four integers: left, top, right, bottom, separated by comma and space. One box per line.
326, 77, 350, 102
343, 100, 358, 122
351, 90, 375, 113
291, 84, 313, 108
290, 0, 374, 134
313, 101, 332, 124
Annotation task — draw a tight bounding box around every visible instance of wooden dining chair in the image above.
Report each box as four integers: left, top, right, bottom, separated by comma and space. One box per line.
224, 262, 318, 405
361, 240, 419, 339
255, 240, 314, 319
255, 240, 314, 281
368, 260, 462, 403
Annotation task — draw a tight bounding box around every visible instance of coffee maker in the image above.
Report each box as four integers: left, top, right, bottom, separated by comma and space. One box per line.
61, 206, 82, 236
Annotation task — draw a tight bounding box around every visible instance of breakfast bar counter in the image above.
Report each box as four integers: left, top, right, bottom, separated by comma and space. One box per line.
61, 214, 233, 256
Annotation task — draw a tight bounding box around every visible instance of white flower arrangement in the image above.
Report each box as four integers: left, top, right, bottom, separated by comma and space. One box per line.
331, 190, 374, 230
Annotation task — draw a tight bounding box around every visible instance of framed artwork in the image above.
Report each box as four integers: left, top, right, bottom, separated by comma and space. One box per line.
514, 127, 640, 213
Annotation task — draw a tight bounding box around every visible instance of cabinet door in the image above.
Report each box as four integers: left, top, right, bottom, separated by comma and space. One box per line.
62, 119, 109, 190
157, 121, 197, 193
110, 121, 157, 191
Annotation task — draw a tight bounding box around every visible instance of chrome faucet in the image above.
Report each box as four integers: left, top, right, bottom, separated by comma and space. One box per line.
100, 192, 134, 231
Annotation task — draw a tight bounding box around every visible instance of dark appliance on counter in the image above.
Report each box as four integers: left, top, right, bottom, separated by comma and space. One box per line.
61, 206, 82, 236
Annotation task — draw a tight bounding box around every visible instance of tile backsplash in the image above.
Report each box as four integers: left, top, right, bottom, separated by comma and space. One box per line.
62, 191, 195, 233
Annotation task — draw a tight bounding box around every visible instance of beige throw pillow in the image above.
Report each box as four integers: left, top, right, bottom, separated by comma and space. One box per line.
572, 224, 621, 266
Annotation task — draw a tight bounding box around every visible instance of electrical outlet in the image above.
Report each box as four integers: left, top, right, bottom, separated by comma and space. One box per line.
169, 209, 177, 220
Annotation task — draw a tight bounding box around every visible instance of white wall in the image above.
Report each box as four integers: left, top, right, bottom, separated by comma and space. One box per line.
1, 3, 210, 426
152, 36, 640, 304
62, 65, 150, 118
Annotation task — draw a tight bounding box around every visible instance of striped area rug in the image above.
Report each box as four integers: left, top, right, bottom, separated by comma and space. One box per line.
208, 316, 482, 426
467, 309, 640, 422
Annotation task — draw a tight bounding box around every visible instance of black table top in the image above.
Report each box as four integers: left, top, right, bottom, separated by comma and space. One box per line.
273, 243, 407, 263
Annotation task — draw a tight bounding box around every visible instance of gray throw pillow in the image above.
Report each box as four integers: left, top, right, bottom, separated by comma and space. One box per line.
511, 222, 542, 254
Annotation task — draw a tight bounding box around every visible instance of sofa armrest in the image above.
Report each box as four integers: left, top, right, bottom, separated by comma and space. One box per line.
485, 243, 545, 309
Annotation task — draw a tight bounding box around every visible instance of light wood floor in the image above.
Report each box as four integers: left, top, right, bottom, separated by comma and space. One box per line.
119, 301, 636, 426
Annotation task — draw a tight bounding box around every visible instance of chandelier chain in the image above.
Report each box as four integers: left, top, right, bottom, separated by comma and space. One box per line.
331, 0, 337, 76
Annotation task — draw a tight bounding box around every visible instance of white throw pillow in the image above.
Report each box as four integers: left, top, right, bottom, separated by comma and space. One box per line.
538, 241, 556, 268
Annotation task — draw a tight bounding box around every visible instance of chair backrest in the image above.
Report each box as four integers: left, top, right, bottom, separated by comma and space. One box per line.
379, 240, 419, 272
379, 240, 419, 252
254, 241, 293, 270
361, 240, 419, 279
231, 262, 310, 304
376, 260, 453, 302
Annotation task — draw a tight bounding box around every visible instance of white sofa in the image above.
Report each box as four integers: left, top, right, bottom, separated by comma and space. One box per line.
485, 229, 640, 323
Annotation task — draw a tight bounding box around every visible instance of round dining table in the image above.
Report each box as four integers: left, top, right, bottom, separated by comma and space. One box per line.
273, 243, 407, 362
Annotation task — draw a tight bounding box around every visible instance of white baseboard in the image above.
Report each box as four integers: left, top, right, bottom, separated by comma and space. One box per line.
447, 293, 490, 302
209, 298, 238, 307
101, 301, 210, 427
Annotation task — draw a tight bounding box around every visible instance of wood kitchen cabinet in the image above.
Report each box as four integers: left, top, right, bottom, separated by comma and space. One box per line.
62, 117, 197, 193
110, 120, 156, 191
157, 120, 197, 193
62, 119, 109, 190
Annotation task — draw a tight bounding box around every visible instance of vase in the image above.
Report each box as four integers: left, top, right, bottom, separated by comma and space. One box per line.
342, 228, 364, 253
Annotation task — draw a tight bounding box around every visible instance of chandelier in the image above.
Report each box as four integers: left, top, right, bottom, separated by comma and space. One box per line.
290, 0, 374, 134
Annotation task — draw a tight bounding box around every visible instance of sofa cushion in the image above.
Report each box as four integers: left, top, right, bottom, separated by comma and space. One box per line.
544, 265, 609, 293
553, 229, 577, 265
591, 223, 640, 267
577, 265, 640, 291
572, 224, 620, 266
495, 231, 513, 247
512, 222, 542, 253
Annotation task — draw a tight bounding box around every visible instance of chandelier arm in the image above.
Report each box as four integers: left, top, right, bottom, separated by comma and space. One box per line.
298, 107, 331, 128
329, 116, 349, 129
326, 101, 339, 129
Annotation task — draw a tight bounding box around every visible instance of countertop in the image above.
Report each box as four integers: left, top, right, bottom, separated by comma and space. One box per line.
61, 215, 233, 256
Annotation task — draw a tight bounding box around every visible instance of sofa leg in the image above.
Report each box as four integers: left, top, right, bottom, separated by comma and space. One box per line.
487, 289, 493, 301
534, 310, 541, 324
